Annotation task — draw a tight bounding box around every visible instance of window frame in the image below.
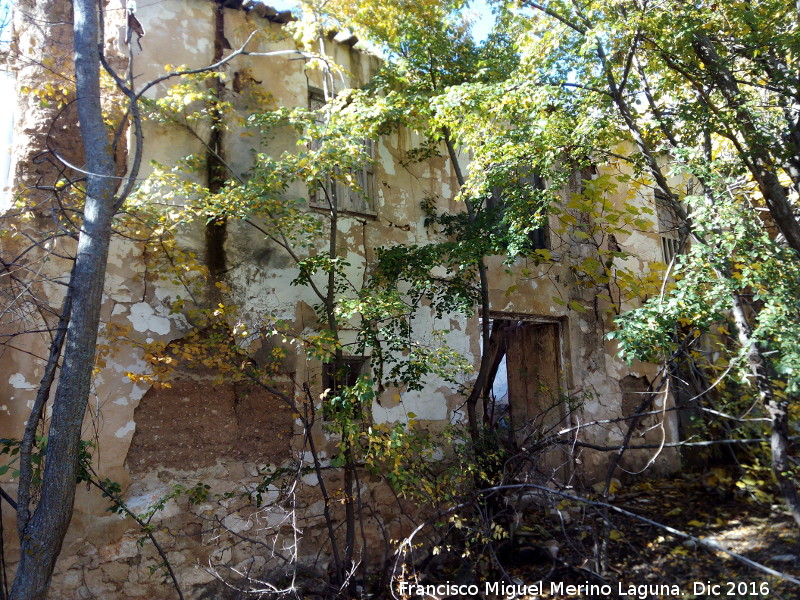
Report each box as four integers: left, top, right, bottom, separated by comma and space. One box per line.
307, 89, 377, 217
655, 191, 683, 264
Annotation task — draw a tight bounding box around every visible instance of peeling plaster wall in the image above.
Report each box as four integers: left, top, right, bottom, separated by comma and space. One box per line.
1, 1, 679, 596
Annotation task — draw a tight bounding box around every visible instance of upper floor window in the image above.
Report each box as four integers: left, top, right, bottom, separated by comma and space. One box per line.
655, 191, 682, 263
490, 167, 550, 254
521, 169, 549, 252
308, 90, 376, 216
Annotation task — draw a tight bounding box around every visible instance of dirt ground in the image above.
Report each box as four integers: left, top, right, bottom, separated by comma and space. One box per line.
406, 470, 800, 600
502, 472, 800, 599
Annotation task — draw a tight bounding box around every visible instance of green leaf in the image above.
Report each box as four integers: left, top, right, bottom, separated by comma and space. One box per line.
569, 300, 587, 313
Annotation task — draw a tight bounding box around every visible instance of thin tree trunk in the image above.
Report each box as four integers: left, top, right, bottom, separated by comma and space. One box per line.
205, 2, 228, 293
729, 294, 800, 527
690, 34, 800, 255
443, 129, 489, 442
323, 176, 356, 591
16, 279, 73, 535
12, 0, 118, 597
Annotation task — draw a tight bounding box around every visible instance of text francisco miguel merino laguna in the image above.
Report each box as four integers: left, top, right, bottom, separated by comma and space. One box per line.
397, 580, 683, 598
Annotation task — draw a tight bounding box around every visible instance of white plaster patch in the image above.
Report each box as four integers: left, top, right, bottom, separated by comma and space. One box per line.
108, 237, 140, 264
398, 189, 410, 207
110, 354, 148, 374
372, 392, 448, 423
130, 383, 148, 402
441, 182, 451, 199
124, 485, 180, 519
154, 285, 176, 304
302, 450, 326, 461
104, 272, 131, 301
113, 397, 128, 406
8, 373, 36, 390
344, 250, 365, 279
338, 218, 352, 234
115, 421, 136, 438
128, 302, 171, 335
430, 266, 449, 279
378, 140, 395, 175
111, 303, 128, 316
229, 263, 298, 322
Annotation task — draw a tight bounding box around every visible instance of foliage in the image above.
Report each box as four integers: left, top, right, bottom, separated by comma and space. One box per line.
610, 164, 800, 389
0, 437, 93, 485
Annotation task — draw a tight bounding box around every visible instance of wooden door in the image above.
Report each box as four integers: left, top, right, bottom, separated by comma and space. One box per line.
505, 322, 563, 451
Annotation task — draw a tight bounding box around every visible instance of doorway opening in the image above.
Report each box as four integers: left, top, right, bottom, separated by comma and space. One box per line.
482, 316, 570, 478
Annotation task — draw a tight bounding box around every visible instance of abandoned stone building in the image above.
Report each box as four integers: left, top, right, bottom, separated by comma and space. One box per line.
0, 0, 680, 597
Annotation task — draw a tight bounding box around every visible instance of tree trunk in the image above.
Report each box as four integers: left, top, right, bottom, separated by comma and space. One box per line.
730, 294, 800, 527
205, 2, 228, 295
12, 0, 118, 597
691, 34, 800, 256
443, 130, 489, 442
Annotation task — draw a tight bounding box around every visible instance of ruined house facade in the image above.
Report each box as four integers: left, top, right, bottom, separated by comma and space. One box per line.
0, 1, 679, 597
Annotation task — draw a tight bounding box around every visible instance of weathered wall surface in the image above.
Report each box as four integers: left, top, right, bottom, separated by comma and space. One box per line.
1, 1, 679, 597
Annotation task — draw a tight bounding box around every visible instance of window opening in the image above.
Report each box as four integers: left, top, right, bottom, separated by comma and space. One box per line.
655, 191, 682, 263
308, 90, 376, 216
520, 169, 549, 251
322, 355, 369, 420
491, 168, 550, 254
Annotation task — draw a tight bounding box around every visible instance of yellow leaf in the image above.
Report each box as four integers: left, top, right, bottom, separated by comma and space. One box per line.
687, 520, 705, 527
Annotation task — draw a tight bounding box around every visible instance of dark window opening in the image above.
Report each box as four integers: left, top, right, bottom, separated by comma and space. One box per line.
519, 171, 549, 254
490, 168, 550, 255
322, 356, 369, 420
524, 226, 548, 252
